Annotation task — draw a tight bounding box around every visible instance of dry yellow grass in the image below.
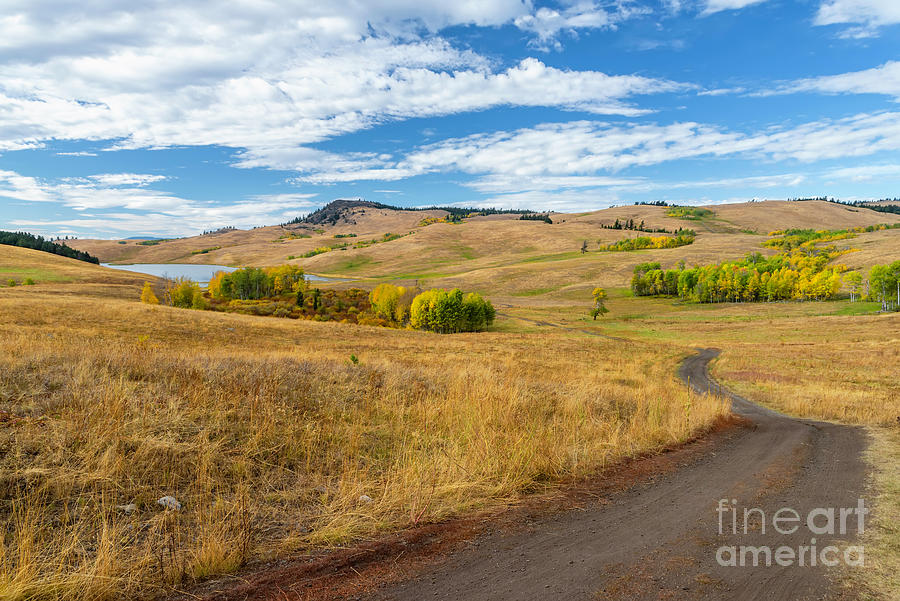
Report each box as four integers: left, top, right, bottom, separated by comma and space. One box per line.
854, 428, 900, 600
713, 328, 900, 426
0, 285, 726, 600
499, 295, 900, 426
5, 206, 898, 599
0, 246, 152, 290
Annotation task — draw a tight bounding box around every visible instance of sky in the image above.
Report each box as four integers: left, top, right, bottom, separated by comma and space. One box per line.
1, 0, 899, 238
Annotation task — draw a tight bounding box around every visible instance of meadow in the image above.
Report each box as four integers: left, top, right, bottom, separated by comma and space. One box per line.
4, 199, 899, 600
0, 276, 726, 600
499, 291, 899, 425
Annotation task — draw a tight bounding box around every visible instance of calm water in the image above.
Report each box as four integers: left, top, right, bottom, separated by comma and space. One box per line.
101, 263, 335, 286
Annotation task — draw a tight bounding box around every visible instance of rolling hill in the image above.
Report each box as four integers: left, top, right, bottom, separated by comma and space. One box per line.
67, 199, 900, 298
0, 245, 157, 299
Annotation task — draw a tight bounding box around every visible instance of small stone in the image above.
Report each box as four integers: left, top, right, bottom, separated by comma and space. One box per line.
157, 496, 182, 511
359, 494, 373, 504
117, 503, 137, 515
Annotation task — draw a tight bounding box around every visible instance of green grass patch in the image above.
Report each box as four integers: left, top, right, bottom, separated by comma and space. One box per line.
328, 255, 377, 274
511, 286, 560, 297
450, 245, 477, 260
666, 206, 714, 220
0, 267, 75, 283
832, 301, 881, 316
518, 250, 585, 264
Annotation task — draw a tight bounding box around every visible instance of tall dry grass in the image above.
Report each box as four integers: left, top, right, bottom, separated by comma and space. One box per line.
854, 428, 900, 600
710, 319, 900, 426
0, 291, 727, 599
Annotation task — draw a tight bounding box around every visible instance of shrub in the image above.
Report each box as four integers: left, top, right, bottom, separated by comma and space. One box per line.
6, 279, 16, 287
23, 278, 35, 286
666, 206, 713, 220
166, 277, 200, 308
600, 234, 694, 252
191, 289, 209, 310
302, 247, 331, 258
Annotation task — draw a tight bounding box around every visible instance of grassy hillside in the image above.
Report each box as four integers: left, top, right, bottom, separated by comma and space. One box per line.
0, 245, 155, 297
70, 200, 899, 275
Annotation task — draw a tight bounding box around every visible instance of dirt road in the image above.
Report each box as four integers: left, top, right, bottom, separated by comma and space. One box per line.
371, 348, 869, 601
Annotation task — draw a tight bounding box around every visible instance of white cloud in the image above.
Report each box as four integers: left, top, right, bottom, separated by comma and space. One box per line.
0, 1, 675, 163
0, 170, 54, 202
283, 112, 900, 195
471, 189, 622, 212
464, 172, 807, 210
826, 164, 900, 181
701, 0, 770, 16
698, 87, 747, 96
84, 173, 168, 187
0, 170, 319, 237
514, 2, 648, 50
470, 174, 645, 193
771, 61, 900, 100
815, 0, 900, 36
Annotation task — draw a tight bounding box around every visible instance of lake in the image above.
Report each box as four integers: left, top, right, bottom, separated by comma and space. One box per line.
101, 263, 336, 286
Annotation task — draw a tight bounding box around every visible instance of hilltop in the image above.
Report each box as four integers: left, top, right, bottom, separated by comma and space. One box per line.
293, 199, 421, 226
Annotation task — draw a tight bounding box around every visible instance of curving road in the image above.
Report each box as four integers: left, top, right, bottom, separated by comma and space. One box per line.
372, 348, 869, 601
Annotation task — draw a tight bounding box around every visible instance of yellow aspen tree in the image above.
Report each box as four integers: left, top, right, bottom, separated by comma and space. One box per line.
140, 281, 159, 304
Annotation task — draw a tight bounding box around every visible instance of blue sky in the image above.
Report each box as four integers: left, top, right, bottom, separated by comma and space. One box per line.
1, 0, 899, 238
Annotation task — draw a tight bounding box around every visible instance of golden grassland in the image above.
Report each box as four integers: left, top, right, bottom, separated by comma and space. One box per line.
498, 292, 900, 426
0, 246, 152, 289
853, 428, 900, 600
4, 209, 899, 600
0, 282, 727, 600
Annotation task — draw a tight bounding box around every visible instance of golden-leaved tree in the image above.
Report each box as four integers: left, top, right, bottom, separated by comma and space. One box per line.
140, 281, 159, 305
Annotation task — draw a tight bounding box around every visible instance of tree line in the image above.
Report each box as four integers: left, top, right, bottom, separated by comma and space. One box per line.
369, 283, 495, 332
519, 213, 553, 223
791, 196, 900, 216
600, 233, 695, 252
631, 229, 853, 302
847, 261, 900, 311
142, 265, 495, 332
0, 231, 99, 264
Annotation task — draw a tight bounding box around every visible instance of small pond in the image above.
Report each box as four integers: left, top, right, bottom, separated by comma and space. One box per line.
101, 263, 336, 286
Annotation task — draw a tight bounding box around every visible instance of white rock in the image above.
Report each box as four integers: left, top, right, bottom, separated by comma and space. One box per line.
359, 494, 373, 504
117, 503, 137, 515
157, 496, 182, 511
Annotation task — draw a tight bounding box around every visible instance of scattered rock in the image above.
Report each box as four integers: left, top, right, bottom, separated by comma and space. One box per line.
157, 496, 182, 511
359, 494, 373, 504
117, 503, 137, 515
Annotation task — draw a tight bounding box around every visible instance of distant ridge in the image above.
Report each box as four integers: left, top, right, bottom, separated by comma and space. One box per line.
284, 198, 538, 227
